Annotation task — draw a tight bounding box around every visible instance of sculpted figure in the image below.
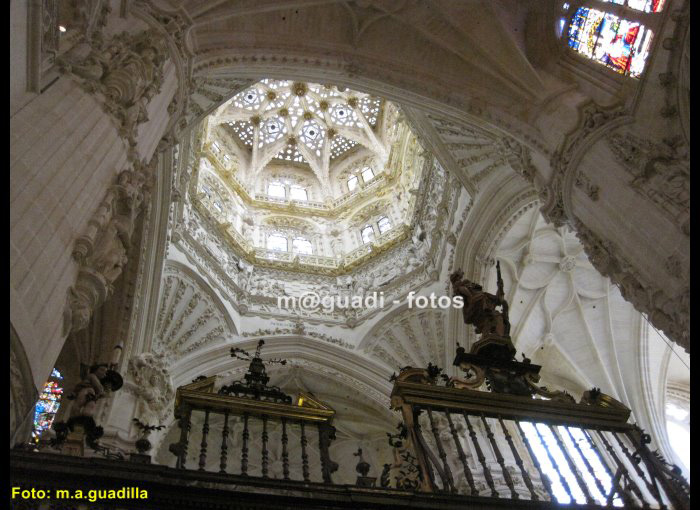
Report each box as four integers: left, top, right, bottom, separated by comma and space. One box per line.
66, 364, 109, 419
90, 220, 129, 283
450, 268, 510, 338
330, 232, 343, 258
407, 225, 429, 270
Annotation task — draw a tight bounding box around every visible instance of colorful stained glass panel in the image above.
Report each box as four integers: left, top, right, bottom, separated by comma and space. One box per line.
32, 369, 64, 443
568, 7, 653, 77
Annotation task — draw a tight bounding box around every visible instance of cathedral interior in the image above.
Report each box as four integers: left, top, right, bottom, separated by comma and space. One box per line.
10, 1, 689, 509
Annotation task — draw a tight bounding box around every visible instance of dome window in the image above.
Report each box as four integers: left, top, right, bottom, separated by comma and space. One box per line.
267, 234, 288, 252
267, 182, 286, 199
289, 186, 308, 201
292, 237, 313, 255
361, 225, 375, 244
377, 216, 392, 234
361, 167, 375, 183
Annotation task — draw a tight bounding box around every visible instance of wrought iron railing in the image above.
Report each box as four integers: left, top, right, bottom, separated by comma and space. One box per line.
387, 352, 690, 509
20, 270, 689, 509
168, 342, 339, 484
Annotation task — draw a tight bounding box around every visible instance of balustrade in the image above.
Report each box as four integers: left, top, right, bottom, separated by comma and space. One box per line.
387, 355, 690, 509
23, 269, 688, 510
168, 342, 338, 484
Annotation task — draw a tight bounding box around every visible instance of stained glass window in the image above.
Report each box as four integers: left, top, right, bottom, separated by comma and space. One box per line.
361, 225, 375, 244
32, 369, 64, 443
567, 7, 654, 77
377, 216, 392, 234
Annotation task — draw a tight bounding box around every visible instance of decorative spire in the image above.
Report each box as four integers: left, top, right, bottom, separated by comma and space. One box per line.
219, 340, 291, 403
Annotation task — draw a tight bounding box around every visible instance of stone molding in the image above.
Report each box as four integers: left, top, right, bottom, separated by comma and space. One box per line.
152, 261, 235, 362
541, 101, 629, 227
129, 0, 197, 143
535, 101, 689, 350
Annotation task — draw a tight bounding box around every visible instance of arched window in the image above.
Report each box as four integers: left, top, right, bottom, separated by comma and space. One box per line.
267, 234, 288, 252
212, 141, 221, 153
347, 175, 359, 192
377, 216, 392, 234
289, 185, 308, 201
360, 166, 375, 183
32, 369, 64, 443
292, 237, 313, 255
361, 225, 375, 244
566, 4, 657, 77
267, 182, 286, 199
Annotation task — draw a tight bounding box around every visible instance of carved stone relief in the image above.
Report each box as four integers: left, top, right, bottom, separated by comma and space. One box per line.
65, 159, 154, 335
126, 351, 174, 422
607, 131, 689, 236
153, 264, 233, 362
57, 28, 169, 147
